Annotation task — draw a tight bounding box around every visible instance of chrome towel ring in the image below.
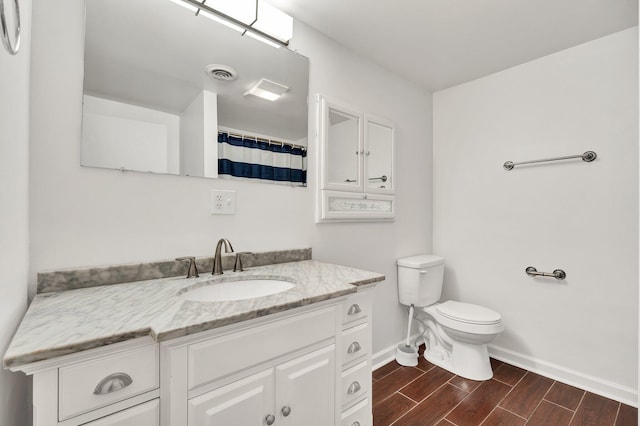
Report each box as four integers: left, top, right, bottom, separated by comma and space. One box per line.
1, 0, 21, 55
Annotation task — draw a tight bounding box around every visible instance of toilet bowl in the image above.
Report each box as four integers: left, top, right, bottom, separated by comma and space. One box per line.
397, 255, 504, 380
419, 301, 503, 380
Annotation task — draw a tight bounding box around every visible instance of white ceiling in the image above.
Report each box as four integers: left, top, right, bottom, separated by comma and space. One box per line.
267, 0, 638, 91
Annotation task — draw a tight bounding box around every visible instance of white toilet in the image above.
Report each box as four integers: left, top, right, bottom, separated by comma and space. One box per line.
397, 255, 504, 380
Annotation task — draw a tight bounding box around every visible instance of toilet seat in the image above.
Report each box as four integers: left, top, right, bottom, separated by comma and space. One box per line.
436, 301, 502, 325
421, 301, 504, 335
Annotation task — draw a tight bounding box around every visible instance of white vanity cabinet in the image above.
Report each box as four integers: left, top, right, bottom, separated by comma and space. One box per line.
80, 399, 159, 426
188, 345, 335, 426
160, 302, 342, 426
339, 287, 373, 426
16, 288, 376, 426
22, 338, 160, 426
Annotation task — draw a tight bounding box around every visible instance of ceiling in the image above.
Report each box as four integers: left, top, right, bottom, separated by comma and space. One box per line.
267, 0, 638, 91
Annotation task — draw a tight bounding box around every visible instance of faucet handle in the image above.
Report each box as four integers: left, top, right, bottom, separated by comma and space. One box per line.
176, 257, 199, 278
233, 252, 252, 272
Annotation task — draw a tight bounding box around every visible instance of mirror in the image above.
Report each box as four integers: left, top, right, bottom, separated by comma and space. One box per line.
365, 119, 394, 192
82, 0, 310, 178
326, 108, 362, 189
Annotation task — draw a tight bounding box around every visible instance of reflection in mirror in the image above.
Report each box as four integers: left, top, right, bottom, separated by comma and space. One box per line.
366, 121, 394, 191
81, 0, 309, 179
327, 108, 361, 187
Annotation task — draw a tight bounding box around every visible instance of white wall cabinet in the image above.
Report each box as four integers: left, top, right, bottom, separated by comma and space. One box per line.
317, 95, 396, 222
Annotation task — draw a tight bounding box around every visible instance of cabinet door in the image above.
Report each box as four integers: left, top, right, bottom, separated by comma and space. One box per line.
80, 399, 159, 426
319, 95, 364, 192
275, 345, 336, 426
188, 369, 274, 426
364, 116, 395, 194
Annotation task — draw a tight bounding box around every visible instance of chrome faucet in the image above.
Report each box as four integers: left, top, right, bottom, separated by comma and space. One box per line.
213, 238, 234, 275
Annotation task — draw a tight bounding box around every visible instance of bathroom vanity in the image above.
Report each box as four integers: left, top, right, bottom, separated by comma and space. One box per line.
4, 256, 382, 426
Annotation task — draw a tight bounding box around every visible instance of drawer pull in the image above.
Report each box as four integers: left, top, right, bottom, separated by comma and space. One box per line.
93, 372, 133, 395
351, 423, 361, 426
347, 381, 362, 395
281, 405, 291, 417
347, 341, 362, 354
265, 414, 275, 425
347, 304, 362, 315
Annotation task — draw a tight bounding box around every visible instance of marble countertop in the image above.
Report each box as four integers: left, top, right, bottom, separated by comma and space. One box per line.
4, 260, 384, 369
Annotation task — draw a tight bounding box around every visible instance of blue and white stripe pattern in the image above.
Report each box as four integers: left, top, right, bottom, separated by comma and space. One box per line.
218, 132, 307, 186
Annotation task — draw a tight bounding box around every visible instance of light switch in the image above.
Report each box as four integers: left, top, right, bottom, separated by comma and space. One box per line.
211, 189, 236, 215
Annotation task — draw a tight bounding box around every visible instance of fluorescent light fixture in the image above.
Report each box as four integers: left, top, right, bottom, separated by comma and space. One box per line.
244, 78, 289, 101
165, 0, 293, 48
252, 1, 293, 43
200, 9, 244, 33
204, 0, 257, 25
167, 0, 199, 13
245, 31, 282, 49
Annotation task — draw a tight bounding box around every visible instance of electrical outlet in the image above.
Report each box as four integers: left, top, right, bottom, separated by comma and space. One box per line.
211, 189, 236, 215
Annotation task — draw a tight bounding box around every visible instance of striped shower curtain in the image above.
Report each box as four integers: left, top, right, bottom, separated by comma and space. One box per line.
217, 132, 307, 186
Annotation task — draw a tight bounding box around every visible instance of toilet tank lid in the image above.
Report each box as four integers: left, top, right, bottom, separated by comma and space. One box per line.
397, 255, 444, 268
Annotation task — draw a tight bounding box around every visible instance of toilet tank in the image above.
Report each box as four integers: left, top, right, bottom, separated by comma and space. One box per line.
397, 255, 445, 307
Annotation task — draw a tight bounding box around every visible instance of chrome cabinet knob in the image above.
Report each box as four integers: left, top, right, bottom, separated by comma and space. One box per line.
351, 422, 361, 426
347, 304, 361, 315
281, 406, 291, 417
347, 381, 361, 395
265, 414, 275, 425
347, 341, 362, 354
93, 372, 133, 395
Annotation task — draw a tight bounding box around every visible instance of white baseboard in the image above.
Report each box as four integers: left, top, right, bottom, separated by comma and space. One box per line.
372, 339, 637, 407
372, 343, 398, 371
489, 344, 638, 407
372, 334, 423, 371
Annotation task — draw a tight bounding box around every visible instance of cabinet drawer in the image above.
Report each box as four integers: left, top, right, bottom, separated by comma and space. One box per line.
341, 397, 371, 426
80, 399, 159, 426
341, 323, 370, 366
59, 345, 159, 421
341, 360, 370, 409
342, 292, 369, 325
189, 307, 336, 390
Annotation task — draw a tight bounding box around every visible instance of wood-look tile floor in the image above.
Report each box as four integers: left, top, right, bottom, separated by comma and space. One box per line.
372, 349, 637, 426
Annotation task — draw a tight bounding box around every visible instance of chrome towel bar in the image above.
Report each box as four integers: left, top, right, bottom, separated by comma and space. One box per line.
525, 266, 566, 280
504, 151, 596, 171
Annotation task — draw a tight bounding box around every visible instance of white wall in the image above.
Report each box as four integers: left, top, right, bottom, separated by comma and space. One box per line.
181, 91, 218, 178
0, 0, 31, 424
433, 28, 638, 404
82, 95, 180, 174
28, 0, 432, 362
292, 22, 433, 354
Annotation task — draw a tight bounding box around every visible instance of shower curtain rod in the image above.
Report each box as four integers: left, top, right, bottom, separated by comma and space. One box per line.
221, 131, 307, 151
503, 151, 596, 170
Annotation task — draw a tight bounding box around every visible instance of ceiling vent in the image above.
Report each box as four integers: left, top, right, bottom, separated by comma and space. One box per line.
205, 64, 238, 81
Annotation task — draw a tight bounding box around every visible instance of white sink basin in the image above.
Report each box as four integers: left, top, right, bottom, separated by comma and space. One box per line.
182, 279, 295, 302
